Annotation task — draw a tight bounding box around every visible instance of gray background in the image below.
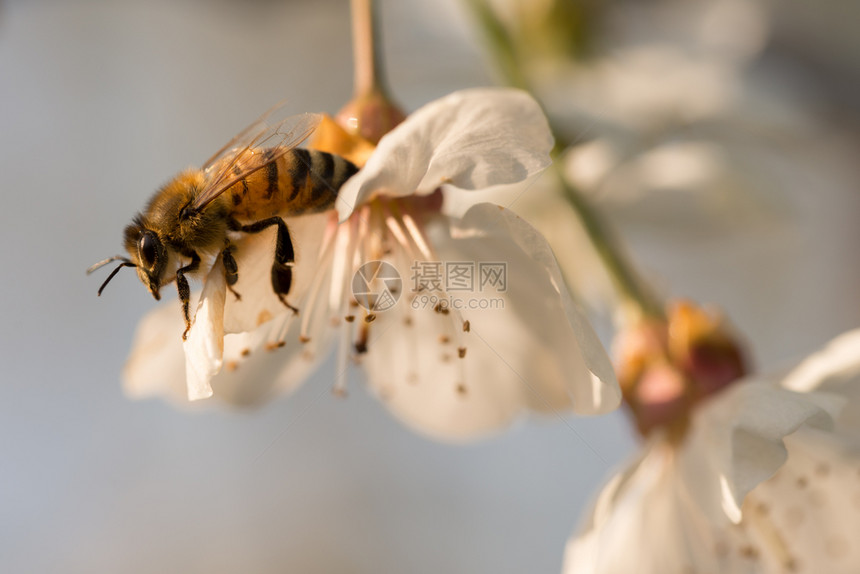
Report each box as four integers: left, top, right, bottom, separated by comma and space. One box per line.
1, 0, 859, 572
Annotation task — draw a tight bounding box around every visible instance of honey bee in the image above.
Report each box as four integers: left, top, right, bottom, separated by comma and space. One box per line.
88, 104, 360, 339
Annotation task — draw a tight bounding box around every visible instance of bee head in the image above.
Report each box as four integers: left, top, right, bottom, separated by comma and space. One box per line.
123, 219, 168, 300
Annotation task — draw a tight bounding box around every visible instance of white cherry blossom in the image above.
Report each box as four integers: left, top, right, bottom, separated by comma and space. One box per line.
124, 88, 620, 440
564, 329, 860, 574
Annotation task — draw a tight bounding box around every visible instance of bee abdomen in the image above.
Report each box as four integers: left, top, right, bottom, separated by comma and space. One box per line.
286, 149, 359, 214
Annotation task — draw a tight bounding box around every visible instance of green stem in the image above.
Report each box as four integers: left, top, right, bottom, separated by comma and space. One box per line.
550, 160, 664, 319
461, 0, 529, 91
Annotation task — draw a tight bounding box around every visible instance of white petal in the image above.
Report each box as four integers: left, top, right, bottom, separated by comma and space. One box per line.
565, 442, 760, 574
676, 381, 843, 525
782, 328, 860, 433
182, 257, 227, 400
336, 88, 553, 220
123, 301, 191, 404
207, 306, 336, 406
567, 430, 860, 573
360, 204, 618, 441
123, 295, 336, 407
738, 428, 860, 573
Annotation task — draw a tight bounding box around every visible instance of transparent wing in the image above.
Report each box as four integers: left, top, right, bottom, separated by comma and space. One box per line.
191, 104, 322, 212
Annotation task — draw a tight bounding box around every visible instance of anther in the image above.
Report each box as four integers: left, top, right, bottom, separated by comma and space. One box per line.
458, 347, 467, 358
462, 320, 470, 332
345, 315, 355, 322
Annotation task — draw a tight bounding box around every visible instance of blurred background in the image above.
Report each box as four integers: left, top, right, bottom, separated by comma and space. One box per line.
1, 0, 858, 572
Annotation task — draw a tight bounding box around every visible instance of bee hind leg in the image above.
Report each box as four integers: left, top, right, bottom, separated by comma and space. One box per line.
229, 216, 299, 315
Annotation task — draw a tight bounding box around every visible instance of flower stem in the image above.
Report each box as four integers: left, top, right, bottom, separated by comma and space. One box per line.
461, 0, 529, 91
340, 0, 405, 143
550, 161, 664, 320
351, 0, 387, 98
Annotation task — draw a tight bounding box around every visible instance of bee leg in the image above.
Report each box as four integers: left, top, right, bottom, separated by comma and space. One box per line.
221, 244, 241, 301
176, 252, 201, 340
229, 216, 299, 315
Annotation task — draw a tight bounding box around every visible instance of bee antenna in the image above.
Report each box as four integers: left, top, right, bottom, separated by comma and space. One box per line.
87, 256, 133, 275
96, 262, 136, 296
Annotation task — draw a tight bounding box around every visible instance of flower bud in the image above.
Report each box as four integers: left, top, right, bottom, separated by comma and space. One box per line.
614, 300, 748, 437
336, 89, 406, 145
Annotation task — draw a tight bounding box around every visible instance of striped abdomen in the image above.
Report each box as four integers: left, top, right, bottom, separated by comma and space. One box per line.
225, 148, 359, 222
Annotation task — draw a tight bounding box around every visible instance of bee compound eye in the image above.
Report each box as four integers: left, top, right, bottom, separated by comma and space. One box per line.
139, 233, 158, 268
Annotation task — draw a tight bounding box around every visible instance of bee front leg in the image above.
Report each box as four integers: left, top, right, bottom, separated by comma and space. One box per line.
175, 252, 201, 340
228, 216, 299, 315
221, 243, 241, 301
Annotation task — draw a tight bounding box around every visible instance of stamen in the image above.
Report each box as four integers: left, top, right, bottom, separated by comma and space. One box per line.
298, 215, 339, 342
400, 212, 433, 260
332, 212, 363, 395
389, 205, 474, 394
744, 493, 797, 570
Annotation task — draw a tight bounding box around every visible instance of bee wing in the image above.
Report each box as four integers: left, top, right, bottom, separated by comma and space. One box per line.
191, 104, 322, 212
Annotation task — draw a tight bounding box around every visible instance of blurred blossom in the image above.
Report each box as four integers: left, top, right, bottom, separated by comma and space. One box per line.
124, 88, 620, 441
470, 0, 859, 316
564, 323, 860, 574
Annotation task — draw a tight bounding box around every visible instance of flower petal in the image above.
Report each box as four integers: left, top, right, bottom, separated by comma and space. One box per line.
182, 257, 227, 400
782, 328, 860, 433
676, 381, 843, 525
336, 88, 553, 220
737, 428, 860, 573
123, 301, 192, 404
122, 294, 336, 407
565, 426, 860, 574
565, 442, 759, 574
359, 204, 618, 441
